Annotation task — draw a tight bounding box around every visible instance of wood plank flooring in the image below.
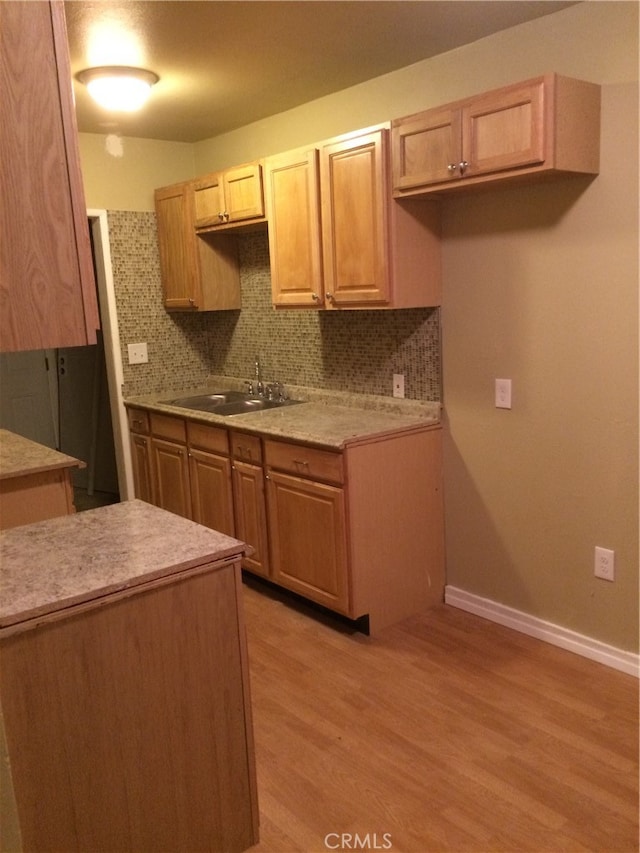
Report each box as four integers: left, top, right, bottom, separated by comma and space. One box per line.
242, 580, 639, 853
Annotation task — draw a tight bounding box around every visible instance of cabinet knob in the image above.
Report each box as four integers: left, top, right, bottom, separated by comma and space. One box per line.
312, 293, 320, 301
325, 293, 334, 303
218, 212, 225, 221
447, 163, 457, 173
459, 160, 469, 175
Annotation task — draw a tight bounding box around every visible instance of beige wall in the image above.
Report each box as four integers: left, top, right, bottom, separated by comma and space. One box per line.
79, 1, 639, 652
79, 134, 195, 211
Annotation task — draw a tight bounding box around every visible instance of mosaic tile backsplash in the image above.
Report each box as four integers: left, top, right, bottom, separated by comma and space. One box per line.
108, 210, 441, 401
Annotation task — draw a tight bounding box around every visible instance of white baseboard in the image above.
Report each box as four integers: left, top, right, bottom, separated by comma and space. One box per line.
445, 586, 639, 678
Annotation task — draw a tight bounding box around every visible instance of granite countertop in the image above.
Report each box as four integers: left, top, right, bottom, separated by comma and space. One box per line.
0, 500, 249, 632
126, 378, 441, 449
0, 429, 85, 480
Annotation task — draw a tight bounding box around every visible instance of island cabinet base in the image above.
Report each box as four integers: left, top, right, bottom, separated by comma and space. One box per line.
0, 468, 76, 530
0, 560, 258, 853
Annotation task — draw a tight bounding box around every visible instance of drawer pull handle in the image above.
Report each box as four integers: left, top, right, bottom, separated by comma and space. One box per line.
294, 459, 310, 471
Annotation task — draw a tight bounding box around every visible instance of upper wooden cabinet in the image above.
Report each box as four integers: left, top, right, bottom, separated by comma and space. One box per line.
155, 181, 241, 311
194, 162, 266, 231
265, 125, 441, 309
0, 1, 100, 352
392, 74, 600, 197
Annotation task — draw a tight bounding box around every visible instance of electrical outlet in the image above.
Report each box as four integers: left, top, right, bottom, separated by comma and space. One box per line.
393, 373, 405, 398
594, 546, 615, 581
127, 342, 148, 365
495, 378, 512, 409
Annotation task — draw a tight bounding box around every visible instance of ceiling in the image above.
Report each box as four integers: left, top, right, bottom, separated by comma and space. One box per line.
65, 1, 578, 143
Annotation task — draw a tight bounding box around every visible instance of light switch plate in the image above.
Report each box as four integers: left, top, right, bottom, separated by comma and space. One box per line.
495, 378, 512, 409
128, 342, 148, 365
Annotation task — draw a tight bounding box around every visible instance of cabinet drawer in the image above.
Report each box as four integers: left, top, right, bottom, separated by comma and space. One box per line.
231, 433, 263, 464
150, 413, 187, 443
265, 439, 343, 485
127, 408, 150, 435
188, 421, 229, 455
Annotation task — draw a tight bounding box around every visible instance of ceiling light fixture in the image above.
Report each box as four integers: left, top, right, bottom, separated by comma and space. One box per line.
76, 66, 159, 112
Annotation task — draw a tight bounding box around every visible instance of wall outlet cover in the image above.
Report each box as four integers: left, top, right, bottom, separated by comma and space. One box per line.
128, 342, 148, 365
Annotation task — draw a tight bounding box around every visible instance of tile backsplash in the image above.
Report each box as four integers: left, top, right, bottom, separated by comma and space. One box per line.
108, 210, 441, 400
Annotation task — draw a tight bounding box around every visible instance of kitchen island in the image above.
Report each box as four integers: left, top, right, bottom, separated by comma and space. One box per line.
125, 381, 444, 634
0, 500, 258, 853
0, 429, 84, 529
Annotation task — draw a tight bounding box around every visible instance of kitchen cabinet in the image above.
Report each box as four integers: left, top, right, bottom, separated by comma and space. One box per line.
126, 402, 444, 634
127, 409, 236, 537
0, 0, 100, 352
155, 182, 241, 311
0, 430, 84, 530
392, 73, 600, 197
265, 125, 441, 309
149, 413, 192, 520
265, 440, 349, 614
127, 408, 153, 504
188, 421, 235, 537
194, 162, 266, 230
0, 500, 258, 853
264, 427, 444, 632
231, 433, 270, 579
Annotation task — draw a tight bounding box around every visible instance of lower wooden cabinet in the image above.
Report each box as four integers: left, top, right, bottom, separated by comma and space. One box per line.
231, 432, 270, 578
150, 436, 191, 519
127, 406, 445, 633
266, 468, 349, 614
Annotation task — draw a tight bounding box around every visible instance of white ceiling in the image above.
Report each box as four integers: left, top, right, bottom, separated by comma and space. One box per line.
65, 0, 578, 143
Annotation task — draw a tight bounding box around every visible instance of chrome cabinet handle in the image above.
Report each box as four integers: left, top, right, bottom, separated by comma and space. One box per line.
459, 160, 469, 175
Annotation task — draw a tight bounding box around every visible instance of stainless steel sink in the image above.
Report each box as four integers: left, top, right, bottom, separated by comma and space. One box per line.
163, 391, 301, 416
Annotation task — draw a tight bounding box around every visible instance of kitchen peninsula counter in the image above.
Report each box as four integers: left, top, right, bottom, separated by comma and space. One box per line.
125, 380, 441, 449
0, 429, 85, 529
0, 500, 258, 852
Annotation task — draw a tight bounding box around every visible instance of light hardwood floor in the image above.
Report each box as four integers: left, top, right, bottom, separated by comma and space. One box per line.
242, 579, 639, 853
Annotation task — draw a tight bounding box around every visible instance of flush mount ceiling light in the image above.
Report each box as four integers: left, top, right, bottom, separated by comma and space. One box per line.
76, 66, 159, 112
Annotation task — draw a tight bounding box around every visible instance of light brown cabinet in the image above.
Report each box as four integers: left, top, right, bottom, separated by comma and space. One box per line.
0, 501, 258, 853
265, 441, 349, 614
188, 421, 236, 537
0, 0, 100, 352
265, 125, 441, 310
127, 406, 445, 634
155, 182, 241, 311
392, 73, 600, 197
264, 428, 444, 633
128, 410, 236, 535
127, 408, 153, 504
231, 433, 270, 579
194, 162, 266, 230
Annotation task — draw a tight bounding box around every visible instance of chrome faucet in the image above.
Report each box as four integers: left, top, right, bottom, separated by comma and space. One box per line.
254, 356, 264, 396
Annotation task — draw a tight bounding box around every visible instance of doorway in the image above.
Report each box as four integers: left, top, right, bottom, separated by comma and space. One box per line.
0, 210, 133, 508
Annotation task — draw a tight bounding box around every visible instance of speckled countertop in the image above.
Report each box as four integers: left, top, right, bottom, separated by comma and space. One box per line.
0, 429, 84, 480
126, 377, 441, 449
0, 500, 248, 632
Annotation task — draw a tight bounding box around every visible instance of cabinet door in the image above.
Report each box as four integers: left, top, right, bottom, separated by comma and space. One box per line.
223, 163, 264, 223
150, 437, 191, 519
462, 80, 545, 177
266, 469, 349, 614
193, 174, 225, 228
320, 128, 390, 307
0, 1, 99, 353
265, 148, 323, 307
232, 461, 270, 578
189, 448, 235, 537
392, 106, 461, 190
130, 434, 153, 504
155, 184, 200, 310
